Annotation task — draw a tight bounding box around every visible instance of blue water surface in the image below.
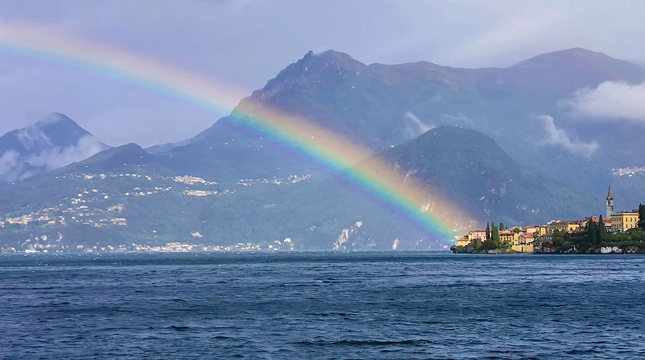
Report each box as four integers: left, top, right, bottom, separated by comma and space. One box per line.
1, 252, 644, 359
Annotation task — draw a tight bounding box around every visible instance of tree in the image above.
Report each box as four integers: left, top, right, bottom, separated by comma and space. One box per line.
486, 222, 490, 242
639, 204, 645, 230
491, 224, 500, 247
598, 215, 606, 244
588, 220, 598, 246
499, 223, 505, 231
552, 230, 566, 252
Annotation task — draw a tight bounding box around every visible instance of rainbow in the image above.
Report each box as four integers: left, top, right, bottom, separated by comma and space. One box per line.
0, 22, 474, 244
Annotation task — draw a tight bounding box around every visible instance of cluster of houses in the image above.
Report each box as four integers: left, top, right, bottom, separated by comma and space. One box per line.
457, 187, 642, 253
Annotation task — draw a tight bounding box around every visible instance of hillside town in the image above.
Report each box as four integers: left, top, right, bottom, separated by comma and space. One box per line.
0, 171, 312, 254
453, 188, 645, 254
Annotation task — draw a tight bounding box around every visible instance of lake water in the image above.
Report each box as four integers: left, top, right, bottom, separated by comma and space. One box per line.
1, 252, 644, 359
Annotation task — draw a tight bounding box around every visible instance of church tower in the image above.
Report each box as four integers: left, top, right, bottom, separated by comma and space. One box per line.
606, 187, 614, 218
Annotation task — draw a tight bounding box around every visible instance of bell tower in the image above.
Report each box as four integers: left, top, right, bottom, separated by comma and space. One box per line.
606, 187, 614, 218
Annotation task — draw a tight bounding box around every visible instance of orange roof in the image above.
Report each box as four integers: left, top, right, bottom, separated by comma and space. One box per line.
607, 187, 613, 199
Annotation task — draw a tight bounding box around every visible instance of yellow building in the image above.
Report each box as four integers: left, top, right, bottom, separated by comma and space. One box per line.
511, 232, 535, 253
457, 237, 470, 247
610, 211, 639, 232
534, 226, 548, 236
499, 230, 518, 245
548, 220, 581, 234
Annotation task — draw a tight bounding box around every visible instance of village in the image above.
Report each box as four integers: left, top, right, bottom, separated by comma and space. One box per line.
453, 187, 645, 254
0, 171, 311, 254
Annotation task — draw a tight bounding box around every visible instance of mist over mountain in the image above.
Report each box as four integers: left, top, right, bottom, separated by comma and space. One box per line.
0, 113, 108, 182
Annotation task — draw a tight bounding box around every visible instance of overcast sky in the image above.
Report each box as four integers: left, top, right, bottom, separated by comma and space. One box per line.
0, 0, 644, 147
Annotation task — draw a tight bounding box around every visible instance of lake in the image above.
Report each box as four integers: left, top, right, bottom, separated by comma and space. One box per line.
1, 252, 644, 359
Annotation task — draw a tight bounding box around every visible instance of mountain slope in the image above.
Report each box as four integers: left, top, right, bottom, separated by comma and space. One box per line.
0, 126, 599, 252
158, 48, 645, 190
0, 113, 108, 182
374, 126, 595, 225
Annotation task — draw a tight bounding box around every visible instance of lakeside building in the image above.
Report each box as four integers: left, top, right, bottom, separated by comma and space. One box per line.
606, 187, 640, 232
467, 230, 487, 242
455, 187, 642, 252
457, 237, 470, 247
611, 211, 640, 232
582, 216, 612, 229
606, 187, 614, 218
516, 233, 535, 252
499, 230, 517, 244
547, 220, 582, 234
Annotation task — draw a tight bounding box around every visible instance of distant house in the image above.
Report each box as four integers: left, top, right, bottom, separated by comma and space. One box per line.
535, 234, 555, 253
511, 232, 534, 252
606, 187, 639, 232
467, 230, 487, 242
499, 230, 517, 245
610, 211, 639, 232
548, 220, 582, 234
457, 237, 470, 247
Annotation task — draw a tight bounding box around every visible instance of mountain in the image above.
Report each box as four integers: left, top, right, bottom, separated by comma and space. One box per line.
375, 126, 594, 225
1, 47, 643, 252
0, 113, 108, 182
156, 48, 645, 201
0, 126, 597, 252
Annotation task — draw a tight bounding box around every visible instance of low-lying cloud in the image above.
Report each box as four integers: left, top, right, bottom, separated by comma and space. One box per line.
0, 150, 21, 180
567, 81, 645, 123
538, 115, 598, 158
0, 135, 106, 182
26, 135, 106, 172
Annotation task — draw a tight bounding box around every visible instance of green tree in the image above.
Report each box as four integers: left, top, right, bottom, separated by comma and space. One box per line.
598, 215, 606, 244
588, 220, 598, 246
552, 229, 565, 252
491, 224, 500, 247
485, 222, 490, 242
499, 222, 505, 231
639, 204, 645, 230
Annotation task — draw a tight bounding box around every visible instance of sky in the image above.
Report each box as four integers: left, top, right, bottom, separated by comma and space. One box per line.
0, 0, 644, 147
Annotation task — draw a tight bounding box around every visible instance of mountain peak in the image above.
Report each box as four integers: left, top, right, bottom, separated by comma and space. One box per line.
511, 48, 613, 68
291, 49, 364, 75
36, 112, 78, 126
303, 49, 358, 63
0, 113, 107, 182
248, 49, 365, 103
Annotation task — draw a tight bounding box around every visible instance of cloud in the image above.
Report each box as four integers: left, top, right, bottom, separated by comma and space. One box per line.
403, 112, 434, 138
0, 135, 105, 182
26, 135, 105, 171
567, 81, 645, 123
16, 122, 53, 151
537, 115, 598, 157
0, 150, 20, 179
